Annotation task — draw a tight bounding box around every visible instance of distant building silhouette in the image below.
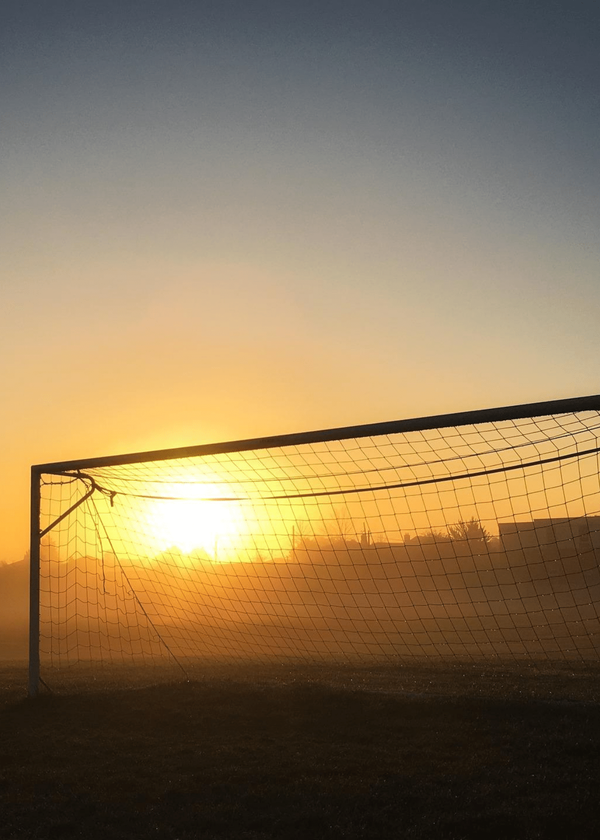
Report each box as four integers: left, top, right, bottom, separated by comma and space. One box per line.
499, 517, 600, 554
360, 525, 372, 549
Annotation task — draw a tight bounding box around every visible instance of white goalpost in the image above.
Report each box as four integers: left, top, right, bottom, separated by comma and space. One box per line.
29, 395, 600, 695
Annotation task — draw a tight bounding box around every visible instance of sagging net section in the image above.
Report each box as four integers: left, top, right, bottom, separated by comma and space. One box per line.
37, 409, 600, 675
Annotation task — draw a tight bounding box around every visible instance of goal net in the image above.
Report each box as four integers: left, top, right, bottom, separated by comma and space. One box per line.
30, 396, 600, 691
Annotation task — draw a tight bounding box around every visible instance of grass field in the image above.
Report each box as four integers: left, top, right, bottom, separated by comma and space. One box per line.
2, 661, 600, 839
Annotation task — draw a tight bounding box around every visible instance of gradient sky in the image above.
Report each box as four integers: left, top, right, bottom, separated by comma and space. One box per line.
2, 0, 600, 562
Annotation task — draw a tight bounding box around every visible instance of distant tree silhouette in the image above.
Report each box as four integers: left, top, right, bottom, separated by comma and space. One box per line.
447, 517, 491, 546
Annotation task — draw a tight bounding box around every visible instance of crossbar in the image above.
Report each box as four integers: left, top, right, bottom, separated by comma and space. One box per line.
32, 394, 600, 475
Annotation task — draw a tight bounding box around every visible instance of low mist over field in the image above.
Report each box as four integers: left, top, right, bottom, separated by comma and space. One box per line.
0, 557, 28, 659
10, 514, 600, 673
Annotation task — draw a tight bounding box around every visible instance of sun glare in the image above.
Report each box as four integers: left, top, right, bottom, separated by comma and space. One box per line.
147, 484, 245, 559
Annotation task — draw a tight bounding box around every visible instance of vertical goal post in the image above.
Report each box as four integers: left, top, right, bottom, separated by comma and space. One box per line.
29, 394, 600, 696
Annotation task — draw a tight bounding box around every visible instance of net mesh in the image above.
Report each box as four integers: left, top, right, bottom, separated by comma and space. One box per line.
37, 408, 600, 676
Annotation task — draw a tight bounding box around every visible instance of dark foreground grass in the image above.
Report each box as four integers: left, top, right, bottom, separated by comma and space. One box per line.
2, 663, 600, 839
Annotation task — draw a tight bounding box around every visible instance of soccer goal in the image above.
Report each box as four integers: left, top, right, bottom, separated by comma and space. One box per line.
29, 395, 600, 694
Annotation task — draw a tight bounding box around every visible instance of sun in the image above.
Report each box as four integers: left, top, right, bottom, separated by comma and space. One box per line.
147, 485, 244, 558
